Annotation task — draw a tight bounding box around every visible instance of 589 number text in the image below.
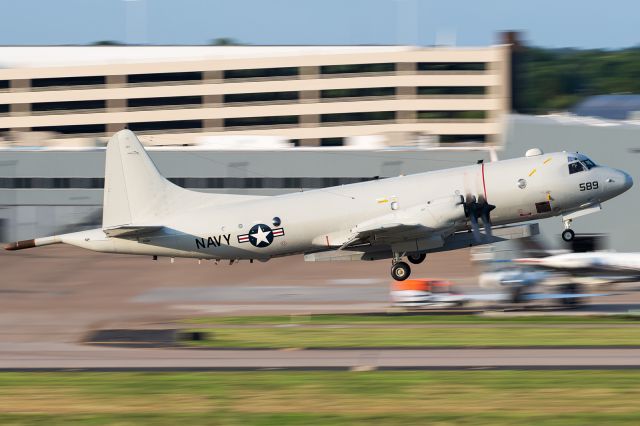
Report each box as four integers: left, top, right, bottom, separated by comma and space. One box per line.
579, 181, 598, 191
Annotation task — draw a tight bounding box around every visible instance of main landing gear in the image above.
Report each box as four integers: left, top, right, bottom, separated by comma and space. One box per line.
562, 218, 575, 242
391, 261, 411, 281
391, 252, 425, 281
407, 253, 426, 264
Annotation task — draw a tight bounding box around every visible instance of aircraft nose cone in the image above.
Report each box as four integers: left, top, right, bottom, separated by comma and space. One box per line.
606, 169, 633, 196
623, 171, 634, 191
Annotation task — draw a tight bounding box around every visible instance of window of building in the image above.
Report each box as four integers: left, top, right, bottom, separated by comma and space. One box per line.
320, 137, 345, 146
0, 81, 8, 90
31, 76, 106, 88
224, 116, 298, 127
224, 67, 298, 80
0, 176, 385, 190
439, 135, 488, 143
31, 100, 106, 112
224, 92, 298, 104
127, 120, 203, 132
321, 87, 395, 98
127, 72, 202, 84
418, 111, 487, 120
321, 111, 395, 122
418, 62, 487, 72
418, 86, 486, 95
127, 96, 202, 108
0, 105, 9, 114
320, 63, 395, 75
34, 124, 106, 134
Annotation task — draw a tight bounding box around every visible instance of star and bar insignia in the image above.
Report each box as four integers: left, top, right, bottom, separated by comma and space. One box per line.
238, 224, 285, 248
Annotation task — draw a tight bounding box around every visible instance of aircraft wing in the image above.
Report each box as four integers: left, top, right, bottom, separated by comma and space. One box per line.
103, 225, 164, 238
338, 223, 428, 249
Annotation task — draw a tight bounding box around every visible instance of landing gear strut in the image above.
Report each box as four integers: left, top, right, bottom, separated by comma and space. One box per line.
407, 253, 426, 265
562, 219, 575, 242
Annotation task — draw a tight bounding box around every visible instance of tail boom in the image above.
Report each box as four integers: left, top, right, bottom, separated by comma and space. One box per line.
5, 235, 61, 251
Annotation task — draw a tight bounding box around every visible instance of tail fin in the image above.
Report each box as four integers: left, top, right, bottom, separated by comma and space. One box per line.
103, 130, 263, 228
103, 129, 175, 227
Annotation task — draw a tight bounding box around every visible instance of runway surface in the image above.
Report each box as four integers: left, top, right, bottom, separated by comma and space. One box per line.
3, 342, 640, 371
3, 245, 640, 370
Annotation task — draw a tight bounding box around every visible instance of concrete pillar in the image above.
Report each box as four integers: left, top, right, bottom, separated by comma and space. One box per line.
9, 80, 31, 125
300, 114, 319, 128
107, 98, 126, 112
204, 94, 223, 107
203, 118, 223, 131
300, 90, 319, 104
9, 102, 30, 117
396, 86, 416, 100
9, 79, 30, 92
397, 110, 416, 123
204, 70, 223, 83
299, 66, 319, 80
106, 75, 126, 87
106, 123, 126, 133
396, 62, 416, 75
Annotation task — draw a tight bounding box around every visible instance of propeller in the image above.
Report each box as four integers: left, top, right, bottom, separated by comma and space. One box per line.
462, 194, 496, 242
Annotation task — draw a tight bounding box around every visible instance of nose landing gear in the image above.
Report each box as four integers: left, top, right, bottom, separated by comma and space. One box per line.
562, 219, 575, 242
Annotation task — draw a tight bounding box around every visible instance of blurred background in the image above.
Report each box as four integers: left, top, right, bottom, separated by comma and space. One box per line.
1, 0, 639, 250
2, 2, 640, 423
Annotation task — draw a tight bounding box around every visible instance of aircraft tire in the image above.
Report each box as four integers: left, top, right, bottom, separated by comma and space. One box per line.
561, 229, 575, 242
391, 262, 411, 281
407, 253, 426, 264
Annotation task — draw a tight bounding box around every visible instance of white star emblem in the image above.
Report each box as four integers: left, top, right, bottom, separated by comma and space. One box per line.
251, 226, 272, 245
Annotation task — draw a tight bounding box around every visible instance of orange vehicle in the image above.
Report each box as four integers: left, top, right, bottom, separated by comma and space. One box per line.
390, 278, 465, 307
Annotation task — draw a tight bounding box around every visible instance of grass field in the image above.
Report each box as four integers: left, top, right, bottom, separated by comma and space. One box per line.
180, 314, 640, 348
1, 371, 640, 425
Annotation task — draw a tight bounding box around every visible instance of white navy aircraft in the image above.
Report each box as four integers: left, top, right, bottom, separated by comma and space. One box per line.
5, 130, 633, 281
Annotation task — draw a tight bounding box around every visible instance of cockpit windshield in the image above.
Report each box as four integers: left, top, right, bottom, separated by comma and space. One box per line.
568, 155, 597, 174
568, 161, 585, 174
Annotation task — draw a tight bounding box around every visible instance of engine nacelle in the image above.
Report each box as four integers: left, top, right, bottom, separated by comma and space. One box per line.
414, 195, 467, 230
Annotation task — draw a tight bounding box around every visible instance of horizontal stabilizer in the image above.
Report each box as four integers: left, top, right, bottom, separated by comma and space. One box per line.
103, 225, 164, 238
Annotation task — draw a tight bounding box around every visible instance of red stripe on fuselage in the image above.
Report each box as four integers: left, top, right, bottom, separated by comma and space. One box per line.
481, 162, 488, 201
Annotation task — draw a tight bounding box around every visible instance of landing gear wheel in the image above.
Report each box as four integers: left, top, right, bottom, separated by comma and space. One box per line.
407, 253, 426, 265
562, 229, 575, 242
391, 262, 411, 281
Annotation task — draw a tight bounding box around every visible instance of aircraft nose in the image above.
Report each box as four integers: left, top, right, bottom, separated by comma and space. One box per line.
604, 169, 633, 196
623, 171, 634, 191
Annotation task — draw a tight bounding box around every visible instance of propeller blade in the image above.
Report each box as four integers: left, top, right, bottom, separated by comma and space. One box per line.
480, 203, 496, 239
469, 209, 482, 242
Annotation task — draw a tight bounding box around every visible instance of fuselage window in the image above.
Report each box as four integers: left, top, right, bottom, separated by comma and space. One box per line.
568, 161, 585, 174
583, 159, 596, 169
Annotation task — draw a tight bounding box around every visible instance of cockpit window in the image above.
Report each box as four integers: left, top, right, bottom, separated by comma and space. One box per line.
583, 159, 596, 169
568, 161, 585, 174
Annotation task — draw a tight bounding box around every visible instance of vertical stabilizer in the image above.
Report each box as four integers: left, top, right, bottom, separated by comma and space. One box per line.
102, 129, 265, 230
103, 130, 176, 227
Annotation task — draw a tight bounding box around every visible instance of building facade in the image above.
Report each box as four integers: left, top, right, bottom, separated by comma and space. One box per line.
0, 45, 509, 147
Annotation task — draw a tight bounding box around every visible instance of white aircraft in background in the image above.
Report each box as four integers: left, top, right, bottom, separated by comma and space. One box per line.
5, 130, 633, 281
513, 252, 640, 285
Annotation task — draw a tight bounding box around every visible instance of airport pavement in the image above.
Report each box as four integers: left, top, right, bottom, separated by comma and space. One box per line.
0, 245, 483, 342
2, 245, 640, 370
2, 342, 640, 370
